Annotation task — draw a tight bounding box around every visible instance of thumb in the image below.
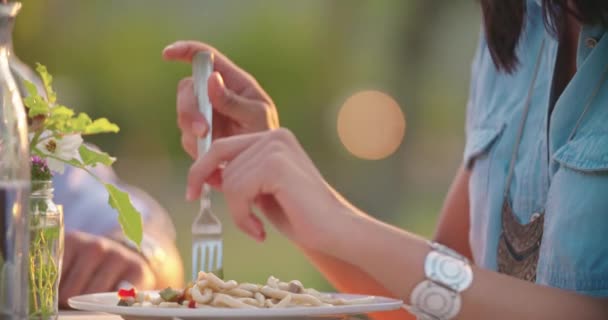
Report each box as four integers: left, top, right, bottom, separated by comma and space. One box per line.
208, 72, 267, 125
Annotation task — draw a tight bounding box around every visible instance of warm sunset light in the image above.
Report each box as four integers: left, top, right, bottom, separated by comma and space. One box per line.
337, 90, 406, 160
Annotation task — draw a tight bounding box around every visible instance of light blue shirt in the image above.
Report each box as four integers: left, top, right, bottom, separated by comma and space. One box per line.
465, 1, 608, 296
53, 164, 175, 240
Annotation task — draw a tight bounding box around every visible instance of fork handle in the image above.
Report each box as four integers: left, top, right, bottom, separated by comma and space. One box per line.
193, 51, 214, 207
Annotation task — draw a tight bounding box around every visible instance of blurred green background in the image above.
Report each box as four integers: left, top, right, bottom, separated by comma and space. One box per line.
14, 1, 480, 290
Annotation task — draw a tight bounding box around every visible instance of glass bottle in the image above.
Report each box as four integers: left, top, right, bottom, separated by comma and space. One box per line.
0, 1, 30, 319
28, 180, 63, 320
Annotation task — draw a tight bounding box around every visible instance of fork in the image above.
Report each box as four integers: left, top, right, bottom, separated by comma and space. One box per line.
191, 51, 223, 281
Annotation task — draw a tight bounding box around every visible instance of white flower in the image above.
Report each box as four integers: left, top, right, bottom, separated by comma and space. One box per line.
32, 131, 83, 174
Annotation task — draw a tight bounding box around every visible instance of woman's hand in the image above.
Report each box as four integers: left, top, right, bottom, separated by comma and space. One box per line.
186, 128, 351, 250
163, 41, 280, 158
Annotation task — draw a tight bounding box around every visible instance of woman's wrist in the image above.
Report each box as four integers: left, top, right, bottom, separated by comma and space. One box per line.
308, 199, 365, 258
319, 205, 430, 299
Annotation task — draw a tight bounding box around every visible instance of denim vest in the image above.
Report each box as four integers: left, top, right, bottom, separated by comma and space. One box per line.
465, 1, 608, 296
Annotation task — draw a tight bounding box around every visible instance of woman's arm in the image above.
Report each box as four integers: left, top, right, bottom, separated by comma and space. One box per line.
300, 248, 414, 320
302, 165, 471, 320
186, 129, 608, 320
433, 165, 473, 260
332, 207, 608, 320
256, 192, 413, 320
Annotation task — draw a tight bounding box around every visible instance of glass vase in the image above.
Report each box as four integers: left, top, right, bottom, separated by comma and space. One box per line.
0, 1, 31, 319
28, 180, 63, 320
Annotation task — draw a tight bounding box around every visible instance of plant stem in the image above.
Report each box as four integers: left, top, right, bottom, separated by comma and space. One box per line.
30, 131, 43, 151
29, 221, 61, 318
32, 148, 103, 183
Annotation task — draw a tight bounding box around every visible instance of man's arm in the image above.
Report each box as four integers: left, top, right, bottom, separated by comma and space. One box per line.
55, 164, 183, 303
108, 183, 184, 289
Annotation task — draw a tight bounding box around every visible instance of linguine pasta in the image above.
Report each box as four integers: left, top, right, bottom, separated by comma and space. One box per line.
118, 272, 376, 309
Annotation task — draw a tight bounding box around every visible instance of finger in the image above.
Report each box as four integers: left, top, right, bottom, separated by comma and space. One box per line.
223, 136, 295, 233
163, 41, 260, 97
181, 133, 197, 159
207, 168, 224, 190
220, 132, 270, 190
222, 168, 266, 242
208, 72, 268, 126
120, 262, 156, 290
221, 140, 270, 241
60, 242, 105, 304
177, 77, 209, 137
186, 132, 266, 200
83, 251, 128, 294
255, 194, 283, 222
61, 232, 79, 280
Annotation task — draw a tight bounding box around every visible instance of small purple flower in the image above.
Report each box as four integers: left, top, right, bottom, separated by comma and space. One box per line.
31, 156, 53, 181
31, 155, 45, 166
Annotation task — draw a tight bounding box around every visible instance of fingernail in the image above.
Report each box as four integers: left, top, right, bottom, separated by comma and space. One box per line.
214, 72, 225, 87
253, 229, 265, 243
186, 188, 195, 201
244, 218, 263, 241
192, 122, 208, 137
163, 43, 177, 51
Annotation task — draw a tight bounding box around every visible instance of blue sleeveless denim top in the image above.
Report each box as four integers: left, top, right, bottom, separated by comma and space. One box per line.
465, 1, 608, 296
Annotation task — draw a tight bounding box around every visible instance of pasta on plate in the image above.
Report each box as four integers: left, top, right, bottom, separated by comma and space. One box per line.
116, 272, 375, 309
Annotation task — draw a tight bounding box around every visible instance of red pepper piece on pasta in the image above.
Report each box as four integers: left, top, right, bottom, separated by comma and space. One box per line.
118, 288, 136, 299
188, 300, 196, 308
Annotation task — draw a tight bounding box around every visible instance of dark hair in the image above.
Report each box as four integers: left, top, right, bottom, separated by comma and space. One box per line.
480, 0, 608, 73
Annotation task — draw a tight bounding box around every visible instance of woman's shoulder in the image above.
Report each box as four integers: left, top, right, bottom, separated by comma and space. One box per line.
466, 17, 552, 132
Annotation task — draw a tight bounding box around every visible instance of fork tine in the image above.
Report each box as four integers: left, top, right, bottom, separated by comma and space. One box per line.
207, 245, 214, 272
191, 241, 223, 280
216, 244, 223, 270
192, 245, 200, 280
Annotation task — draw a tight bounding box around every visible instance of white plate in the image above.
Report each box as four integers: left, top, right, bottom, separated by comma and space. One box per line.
68, 291, 403, 319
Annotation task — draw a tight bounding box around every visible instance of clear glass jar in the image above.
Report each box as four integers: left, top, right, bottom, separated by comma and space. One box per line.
28, 180, 63, 320
0, 2, 31, 319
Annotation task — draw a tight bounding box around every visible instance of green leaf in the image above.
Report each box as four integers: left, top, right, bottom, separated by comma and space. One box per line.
45, 106, 75, 133
23, 81, 50, 118
35, 63, 56, 104
25, 96, 49, 118
105, 184, 143, 247
70, 113, 93, 132
84, 118, 120, 134
66, 158, 84, 167
24, 81, 38, 97
45, 108, 94, 134
49, 105, 74, 118
79, 145, 115, 167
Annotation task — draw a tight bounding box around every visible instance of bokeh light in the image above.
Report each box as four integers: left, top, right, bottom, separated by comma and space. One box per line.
337, 90, 406, 160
